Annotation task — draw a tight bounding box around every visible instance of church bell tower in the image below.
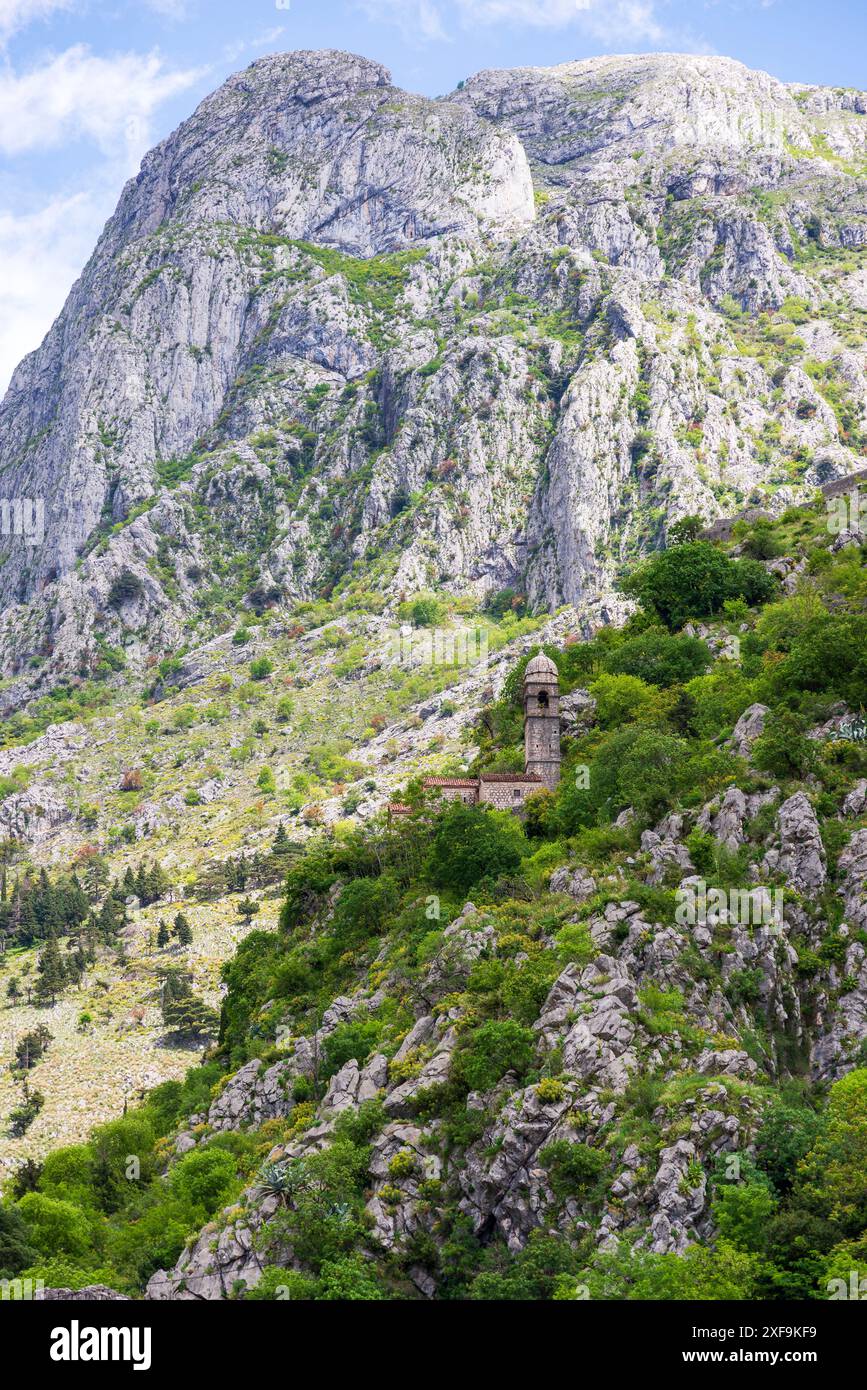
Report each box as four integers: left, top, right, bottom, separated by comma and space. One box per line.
523, 652, 561, 791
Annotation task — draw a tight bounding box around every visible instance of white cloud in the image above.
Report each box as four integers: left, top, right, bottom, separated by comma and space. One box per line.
0, 45, 204, 155
0, 190, 102, 392
0, 45, 206, 394
356, 0, 450, 43
358, 0, 668, 43
456, 0, 664, 42
0, 0, 74, 41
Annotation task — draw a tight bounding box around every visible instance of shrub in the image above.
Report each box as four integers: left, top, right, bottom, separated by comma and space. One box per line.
428, 802, 526, 894
387, 1149, 417, 1180
322, 1020, 382, 1079
753, 711, 817, 778
250, 656, 274, 681
452, 1020, 535, 1092
604, 628, 711, 688
536, 1078, 565, 1104
539, 1140, 606, 1199
169, 1147, 238, 1217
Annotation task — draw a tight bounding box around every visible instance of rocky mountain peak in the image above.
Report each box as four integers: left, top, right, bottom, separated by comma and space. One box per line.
1, 49, 867, 711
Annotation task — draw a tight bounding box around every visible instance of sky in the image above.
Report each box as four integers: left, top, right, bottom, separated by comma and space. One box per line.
1, 0, 867, 394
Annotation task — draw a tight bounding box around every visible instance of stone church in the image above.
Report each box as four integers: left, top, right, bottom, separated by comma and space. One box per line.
392, 652, 562, 817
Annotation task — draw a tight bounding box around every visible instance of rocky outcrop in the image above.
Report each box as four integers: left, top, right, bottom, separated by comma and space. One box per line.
0, 785, 71, 844
730, 704, 769, 758
764, 792, 827, 894
0, 51, 865, 700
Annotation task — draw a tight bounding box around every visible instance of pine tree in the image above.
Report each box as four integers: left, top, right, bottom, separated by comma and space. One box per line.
173, 913, 193, 946
135, 862, 149, 902
157, 919, 171, 948
146, 861, 170, 904
35, 932, 65, 1005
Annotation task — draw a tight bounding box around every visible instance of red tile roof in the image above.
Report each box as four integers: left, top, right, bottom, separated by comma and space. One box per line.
479, 773, 543, 783
422, 777, 479, 788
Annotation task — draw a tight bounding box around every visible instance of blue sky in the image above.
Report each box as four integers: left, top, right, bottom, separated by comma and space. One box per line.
1, 0, 866, 391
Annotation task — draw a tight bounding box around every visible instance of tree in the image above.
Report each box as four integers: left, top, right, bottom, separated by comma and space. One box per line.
35, 933, 65, 1005
173, 913, 193, 946
796, 1068, 867, 1235
0, 1204, 37, 1278
329, 874, 398, 952
623, 541, 774, 630
159, 967, 219, 1045
427, 802, 526, 895
603, 628, 711, 688
588, 673, 667, 728
755, 1099, 822, 1194
15, 1193, 92, 1259
237, 897, 260, 924
156, 920, 171, 948
668, 514, 705, 545
15, 1026, 52, 1070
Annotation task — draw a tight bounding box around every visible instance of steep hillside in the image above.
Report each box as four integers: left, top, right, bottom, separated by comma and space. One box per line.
2, 491, 866, 1301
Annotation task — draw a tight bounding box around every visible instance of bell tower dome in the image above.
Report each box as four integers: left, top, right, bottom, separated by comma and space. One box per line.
523, 652, 561, 791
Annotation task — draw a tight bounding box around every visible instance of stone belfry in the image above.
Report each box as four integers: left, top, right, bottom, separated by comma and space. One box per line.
523, 652, 561, 791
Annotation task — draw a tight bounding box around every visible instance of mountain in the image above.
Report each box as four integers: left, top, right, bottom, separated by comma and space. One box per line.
2, 50, 867, 711
1, 49, 867, 1307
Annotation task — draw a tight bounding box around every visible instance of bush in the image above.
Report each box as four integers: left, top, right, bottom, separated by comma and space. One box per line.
427, 802, 526, 895
169, 1147, 238, 1217
539, 1140, 606, 1199
322, 1020, 383, 1079
623, 541, 775, 629
452, 1020, 535, 1092
753, 710, 817, 778
250, 657, 274, 681
603, 628, 711, 688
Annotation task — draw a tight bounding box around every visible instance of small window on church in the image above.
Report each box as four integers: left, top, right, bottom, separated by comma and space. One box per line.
537, 691, 549, 709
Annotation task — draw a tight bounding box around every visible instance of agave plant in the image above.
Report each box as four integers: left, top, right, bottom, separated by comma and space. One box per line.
253, 1160, 295, 1206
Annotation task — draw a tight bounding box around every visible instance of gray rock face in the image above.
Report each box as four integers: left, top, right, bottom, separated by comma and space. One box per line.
35, 1285, 132, 1301
1, 50, 866, 701
0, 784, 71, 843
548, 864, 597, 902
558, 688, 597, 735
731, 704, 769, 758
764, 791, 827, 894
